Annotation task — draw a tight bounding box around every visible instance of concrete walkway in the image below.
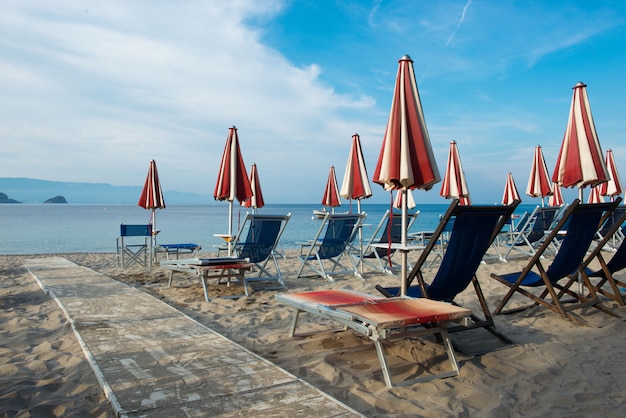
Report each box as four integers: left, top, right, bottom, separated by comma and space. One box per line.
25, 257, 362, 417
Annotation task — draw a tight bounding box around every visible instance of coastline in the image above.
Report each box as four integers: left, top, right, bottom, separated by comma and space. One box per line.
2, 250, 626, 416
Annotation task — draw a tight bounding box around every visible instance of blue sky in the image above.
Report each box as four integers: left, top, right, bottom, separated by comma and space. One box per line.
1, 0, 625, 204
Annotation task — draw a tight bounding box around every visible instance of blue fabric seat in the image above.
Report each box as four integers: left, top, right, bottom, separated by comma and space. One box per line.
376, 199, 518, 345
491, 199, 622, 324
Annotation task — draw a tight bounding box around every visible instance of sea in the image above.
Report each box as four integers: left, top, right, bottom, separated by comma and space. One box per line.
0, 203, 537, 255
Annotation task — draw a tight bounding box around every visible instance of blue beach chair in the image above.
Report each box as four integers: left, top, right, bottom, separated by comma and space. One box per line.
499, 205, 561, 261
491, 199, 622, 324
116, 224, 152, 268
376, 199, 518, 344
297, 213, 365, 282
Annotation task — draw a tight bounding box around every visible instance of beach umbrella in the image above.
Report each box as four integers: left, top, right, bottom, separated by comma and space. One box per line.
214, 126, 253, 255
340, 133, 372, 212
372, 54, 441, 296
526, 145, 552, 206
600, 149, 623, 201
502, 172, 521, 205
588, 185, 605, 204
394, 189, 416, 210
340, 133, 372, 274
243, 163, 264, 213
322, 165, 342, 213
552, 82, 609, 200
440, 140, 471, 206
138, 159, 165, 249
548, 183, 564, 207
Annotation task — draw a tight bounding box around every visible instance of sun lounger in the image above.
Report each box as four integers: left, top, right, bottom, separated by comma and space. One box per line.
160, 257, 254, 302
276, 289, 470, 388
158, 243, 201, 259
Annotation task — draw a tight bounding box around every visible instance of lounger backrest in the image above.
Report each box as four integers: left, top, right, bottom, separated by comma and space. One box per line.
318, 215, 361, 259
526, 207, 559, 242
428, 206, 513, 301
598, 206, 626, 237
546, 203, 613, 281
237, 215, 288, 263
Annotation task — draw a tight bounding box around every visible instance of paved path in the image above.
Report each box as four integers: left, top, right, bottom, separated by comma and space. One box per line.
25, 257, 362, 417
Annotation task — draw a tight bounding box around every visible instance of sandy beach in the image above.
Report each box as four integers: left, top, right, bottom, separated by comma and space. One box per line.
2, 249, 626, 417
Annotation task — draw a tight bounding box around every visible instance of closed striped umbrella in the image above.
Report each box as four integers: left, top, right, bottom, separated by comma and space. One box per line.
340, 133, 372, 207
552, 82, 609, 200
526, 145, 552, 206
373, 55, 441, 296
214, 126, 253, 254
600, 149, 623, 200
588, 185, 605, 203
548, 182, 564, 207
322, 165, 341, 212
440, 140, 470, 205
243, 163, 264, 213
138, 159, 166, 242
502, 172, 521, 205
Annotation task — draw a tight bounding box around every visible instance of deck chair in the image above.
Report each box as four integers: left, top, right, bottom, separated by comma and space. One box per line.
297, 213, 365, 282
358, 210, 420, 274
499, 205, 562, 261
580, 207, 626, 305
491, 199, 622, 325
276, 289, 470, 387
230, 213, 291, 291
376, 199, 518, 346
116, 224, 152, 268
593, 206, 626, 250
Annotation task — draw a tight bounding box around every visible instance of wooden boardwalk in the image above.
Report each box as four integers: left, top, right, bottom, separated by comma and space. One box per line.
25, 257, 362, 417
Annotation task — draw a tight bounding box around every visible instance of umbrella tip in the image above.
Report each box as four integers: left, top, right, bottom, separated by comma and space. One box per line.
573, 81, 586, 88
400, 54, 412, 62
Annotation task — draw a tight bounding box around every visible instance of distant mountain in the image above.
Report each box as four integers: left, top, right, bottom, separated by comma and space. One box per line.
0, 192, 20, 203
0, 178, 211, 204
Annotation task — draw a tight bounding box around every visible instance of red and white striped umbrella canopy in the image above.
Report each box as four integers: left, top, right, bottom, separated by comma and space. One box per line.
502, 172, 521, 205
548, 182, 564, 207
214, 126, 253, 203
600, 149, 623, 199
394, 189, 416, 209
322, 165, 341, 208
440, 140, 471, 205
372, 55, 440, 192
340, 133, 372, 201
552, 82, 609, 193
588, 185, 605, 203
526, 145, 552, 199
138, 159, 166, 211
243, 163, 264, 210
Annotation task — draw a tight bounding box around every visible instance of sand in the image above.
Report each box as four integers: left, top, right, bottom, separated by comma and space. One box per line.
1, 249, 626, 417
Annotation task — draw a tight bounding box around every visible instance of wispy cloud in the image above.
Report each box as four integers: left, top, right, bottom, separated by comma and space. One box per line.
446, 0, 472, 46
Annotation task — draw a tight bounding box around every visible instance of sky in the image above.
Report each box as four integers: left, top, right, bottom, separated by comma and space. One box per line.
1, 0, 626, 205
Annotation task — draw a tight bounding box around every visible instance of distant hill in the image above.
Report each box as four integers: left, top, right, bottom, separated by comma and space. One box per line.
0, 178, 210, 204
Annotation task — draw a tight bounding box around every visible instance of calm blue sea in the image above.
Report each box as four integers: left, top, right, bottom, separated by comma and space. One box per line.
0, 203, 537, 255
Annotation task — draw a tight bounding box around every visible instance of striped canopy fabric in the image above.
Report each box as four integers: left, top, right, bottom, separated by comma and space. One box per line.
373, 55, 440, 192
322, 165, 341, 208
502, 172, 521, 205
340, 133, 372, 201
394, 189, 416, 209
552, 82, 609, 191
548, 182, 564, 207
243, 163, 264, 211
214, 126, 253, 203
440, 141, 470, 205
588, 185, 605, 203
138, 159, 166, 211
600, 149, 623, 199
526, 145, 552, 200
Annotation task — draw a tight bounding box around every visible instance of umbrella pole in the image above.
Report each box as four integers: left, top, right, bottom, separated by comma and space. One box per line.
400, 189, 408, 297
578, 187, 583, 202
228, 201, 233, 256
357, 199, 363, 275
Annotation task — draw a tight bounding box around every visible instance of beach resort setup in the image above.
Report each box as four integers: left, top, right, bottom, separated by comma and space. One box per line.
3, 49, 626, 417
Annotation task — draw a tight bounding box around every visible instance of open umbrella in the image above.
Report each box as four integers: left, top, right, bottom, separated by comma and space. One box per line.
373, 54, 441, 296
548, 182, 564, 207
340, 133, 372, 274
138, 159, 165, 250
526, 145, 552, 206
552, 82, 609, 200
440, 140, 470, 205
243, 163, 264, 213
322, 165, 342, 213
600, 149, 623, 201
214, 126, 253, 255
502, 172, 521, 205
